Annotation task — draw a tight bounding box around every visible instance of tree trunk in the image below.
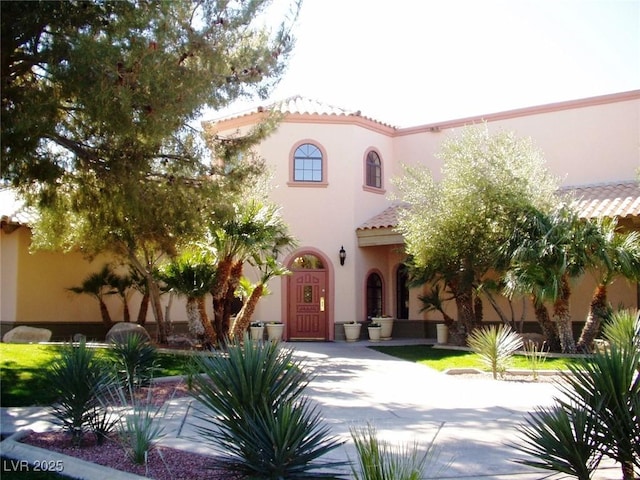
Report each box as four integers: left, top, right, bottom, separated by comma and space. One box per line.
98, 299, 113, 328
123, 300, 130, 323
186, 298, 204, 337
454, 287, 475, 334
210, 256, 234, 342
128, 252, 169, 344
576, 284, 608, 353
533, 298, 561, 352
197, 296, 216, 346
231, 284, 264, 340
553, 274, 576, 354
137, 292, 149, 325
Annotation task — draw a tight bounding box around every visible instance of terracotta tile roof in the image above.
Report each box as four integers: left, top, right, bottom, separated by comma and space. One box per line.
562, 181, 640, 220
0, 187, 36, 227
357, 204, 405, 230
209, 95, 396, 129
358, 181, 640, 231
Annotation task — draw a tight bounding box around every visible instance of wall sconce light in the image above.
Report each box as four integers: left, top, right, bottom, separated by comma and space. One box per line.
339, 246, 346, 266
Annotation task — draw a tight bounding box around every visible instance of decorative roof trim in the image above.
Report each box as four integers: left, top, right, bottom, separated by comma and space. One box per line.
396, 90, 640, 137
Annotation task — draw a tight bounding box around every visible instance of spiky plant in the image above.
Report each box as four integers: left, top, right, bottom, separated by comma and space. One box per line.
109, 333, 157, 393
350, 423, 441, 480
513, 404, 601, 480
602, 308, 640, 352
467, 324, 523, 379
190, 336, 346, 479
48, 341, 113, 446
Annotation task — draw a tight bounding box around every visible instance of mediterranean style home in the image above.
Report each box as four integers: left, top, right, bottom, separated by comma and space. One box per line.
2, 90, 639, 341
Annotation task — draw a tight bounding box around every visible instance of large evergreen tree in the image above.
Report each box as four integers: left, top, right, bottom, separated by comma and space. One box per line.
1, 0, 300, 343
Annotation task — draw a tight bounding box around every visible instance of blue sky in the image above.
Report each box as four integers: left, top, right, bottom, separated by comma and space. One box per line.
208, 0, 640, 127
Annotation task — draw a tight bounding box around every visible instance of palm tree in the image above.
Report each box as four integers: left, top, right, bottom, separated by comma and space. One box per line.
106, 269, 134, 323
577, 219, 640, 352
68, 264, 115, 328
502, 205, 593, 353
230, 257, 290, 339
160, 251, 217, 346
206, 201, 295, 342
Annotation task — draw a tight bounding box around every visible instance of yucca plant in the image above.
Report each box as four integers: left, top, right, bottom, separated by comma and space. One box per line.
514, 345, 640, 480
513, 404, 602, 480
467, 324, 523, 379
190, 336, 347, 479
109, 333, 157, 392
522, 340, 547, 381
48, 341, 113, 446
602, 308, 640, 352
350, 423, 441, 480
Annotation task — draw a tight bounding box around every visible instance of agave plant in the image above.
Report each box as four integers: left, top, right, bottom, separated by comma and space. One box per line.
467, 324, 523, 379
190, 336, 346, 479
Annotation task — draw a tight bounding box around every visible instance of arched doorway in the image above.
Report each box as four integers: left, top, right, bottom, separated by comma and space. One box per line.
287, 252, 329, 340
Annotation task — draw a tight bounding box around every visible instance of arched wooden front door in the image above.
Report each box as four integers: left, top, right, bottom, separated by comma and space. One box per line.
288, 253, 328, 340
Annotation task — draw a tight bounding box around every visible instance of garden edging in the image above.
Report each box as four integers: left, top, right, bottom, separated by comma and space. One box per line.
1, 429, 147, 480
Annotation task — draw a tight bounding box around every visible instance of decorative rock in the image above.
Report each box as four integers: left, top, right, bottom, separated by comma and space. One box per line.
2, 326, 52, 344
73, 333, 87, 343
105, 323, 151, 344
166, 335, 196, 350
520, 333, 546, 349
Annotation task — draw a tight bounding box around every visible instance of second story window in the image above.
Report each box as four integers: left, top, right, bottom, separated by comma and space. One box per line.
366, 150, 382, 188
294, 143, 323, 182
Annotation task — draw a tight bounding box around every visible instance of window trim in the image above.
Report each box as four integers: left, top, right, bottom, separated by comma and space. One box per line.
362, 147, 385, 193
287, 139, 329, 187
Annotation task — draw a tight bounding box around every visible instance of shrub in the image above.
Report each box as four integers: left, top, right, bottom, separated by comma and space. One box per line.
602, 308, 640, 351
109, 333, 157, 392
522, 340, 547, 381
48, 341, 113, 446
190, 336, 346, 479
350, 422, 442, 480
467, 324, 523, 379
514, 345, 640, 480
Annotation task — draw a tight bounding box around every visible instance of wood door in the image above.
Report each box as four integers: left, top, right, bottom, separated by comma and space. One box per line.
288, 270, 327, 340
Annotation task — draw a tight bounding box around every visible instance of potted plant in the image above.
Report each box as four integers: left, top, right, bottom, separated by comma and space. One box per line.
250, 321, 264, 341
372, 315, 394, 340
368, 322, 381, 342
266, 322, 285, 341
343, 321, 362, 342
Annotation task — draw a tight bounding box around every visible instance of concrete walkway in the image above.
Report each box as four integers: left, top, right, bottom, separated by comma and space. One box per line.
1, 339, 623, 479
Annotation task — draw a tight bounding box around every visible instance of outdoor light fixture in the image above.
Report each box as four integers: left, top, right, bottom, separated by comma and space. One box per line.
339, 246, 346, 266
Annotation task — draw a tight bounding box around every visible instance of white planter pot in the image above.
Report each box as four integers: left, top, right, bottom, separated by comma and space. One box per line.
436, 324, 449, 344
250, 326, 264, 341
373, 317, 394, 339
343, 323, 362, 342
368, 326, 381, 342
266, 323, 284, 341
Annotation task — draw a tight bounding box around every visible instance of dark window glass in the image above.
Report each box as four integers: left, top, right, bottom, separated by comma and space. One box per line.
366, 151, 381, 188
366, 273, 383, 319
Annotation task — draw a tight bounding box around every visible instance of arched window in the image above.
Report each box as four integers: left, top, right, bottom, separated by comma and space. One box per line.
293, 143, 323, 182
365, 150, 382, 188
366, 272, 383, 319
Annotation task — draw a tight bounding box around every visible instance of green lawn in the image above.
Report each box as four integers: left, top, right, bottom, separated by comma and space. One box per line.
0, 344, 196, 407
370, 344, 578, 372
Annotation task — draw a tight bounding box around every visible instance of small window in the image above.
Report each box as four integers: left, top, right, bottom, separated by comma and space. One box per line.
366, 273, 383, 319
294, 143, 323, 182
365, 150, 382, 188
